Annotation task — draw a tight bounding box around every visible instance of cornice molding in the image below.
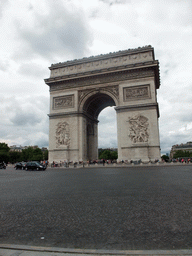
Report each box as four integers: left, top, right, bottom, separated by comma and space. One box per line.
115, 103, 160, 118
47, 67, 159, 92
48, 111, 99, 123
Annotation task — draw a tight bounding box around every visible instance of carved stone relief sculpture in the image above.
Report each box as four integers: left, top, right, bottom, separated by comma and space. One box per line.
53, 95, 74, 109
124, 85, 150, 101
128, 115, 149, 143
56, 122, 70, 147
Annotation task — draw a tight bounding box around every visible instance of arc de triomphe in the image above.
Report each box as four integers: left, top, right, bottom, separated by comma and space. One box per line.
45, 46, 161, 163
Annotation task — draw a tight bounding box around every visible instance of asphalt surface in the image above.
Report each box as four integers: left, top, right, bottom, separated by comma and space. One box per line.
0, 165, 192, 250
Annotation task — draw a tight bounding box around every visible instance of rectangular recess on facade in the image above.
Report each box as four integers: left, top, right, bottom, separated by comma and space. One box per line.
53, 94, 74, 110
123, 84, 151, 102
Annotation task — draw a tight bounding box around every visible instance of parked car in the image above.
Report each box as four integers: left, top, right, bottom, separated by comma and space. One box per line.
0, 162, 6, 169
25, 162, 46, 171
14, 162, 26, 170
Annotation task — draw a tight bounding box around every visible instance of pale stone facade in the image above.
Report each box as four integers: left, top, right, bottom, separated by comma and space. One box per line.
45, 45, 161, 162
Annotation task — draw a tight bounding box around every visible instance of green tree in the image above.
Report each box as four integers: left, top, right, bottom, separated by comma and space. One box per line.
32, 148, 43, 161
99, 150, 111, 160
9, 151, 22, 164
173, 150, 191, 158
99, 149, 118, 160
111, 151, 118, 160
44, 150, 48, 160
0, 143, 10, 163
0, 142, 10, 153
0, 152, 9, 163
22, 147, 34, 161
161, 155, 169, 162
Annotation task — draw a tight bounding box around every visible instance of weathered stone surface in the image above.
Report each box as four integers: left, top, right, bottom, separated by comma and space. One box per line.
45, 46, 161, 163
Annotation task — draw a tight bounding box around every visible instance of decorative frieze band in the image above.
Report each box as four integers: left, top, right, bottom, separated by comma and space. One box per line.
53, 95, 74, 110
50, 69, 154, 92
123, 84, 151, 102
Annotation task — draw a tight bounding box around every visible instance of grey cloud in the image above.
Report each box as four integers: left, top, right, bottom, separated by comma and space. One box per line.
0, 125, 10, 138
160, 132, 192, 154
99, 115, 116, 124
99, 0, 130, 5
0, 94, 49, 147
22, 135, 48, 148
0, 59, 10, 72
33, 138, 49, 148
99, 136, 117, 148
10, 112, 42, 126
17, 63, 49, 78
0, 0, 9, 18
179, 113, 192, 122
13, 0, 93, 62
3, 95, 49, 128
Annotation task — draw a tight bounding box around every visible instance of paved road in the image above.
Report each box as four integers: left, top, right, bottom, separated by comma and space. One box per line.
0, 166, 192, 250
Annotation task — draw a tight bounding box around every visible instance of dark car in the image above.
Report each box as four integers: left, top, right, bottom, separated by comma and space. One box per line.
25, 162, 46, 171
14, 162, 26, 170
0, 162, 6, 169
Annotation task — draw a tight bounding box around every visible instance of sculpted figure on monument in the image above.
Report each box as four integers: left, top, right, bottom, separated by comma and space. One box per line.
56, 122, 70, 147
128, 115, 149, 143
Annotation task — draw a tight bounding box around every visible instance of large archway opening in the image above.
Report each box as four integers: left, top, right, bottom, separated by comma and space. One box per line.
83, 93, 116, 119
82, 92, 117, 161
98, 106, 117, 149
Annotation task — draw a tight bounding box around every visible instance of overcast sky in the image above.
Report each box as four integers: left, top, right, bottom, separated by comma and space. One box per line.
0, 0, 191, 154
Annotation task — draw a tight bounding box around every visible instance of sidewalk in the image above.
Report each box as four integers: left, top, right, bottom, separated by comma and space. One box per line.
1, 244, 192, 256
48, 161, 192, 169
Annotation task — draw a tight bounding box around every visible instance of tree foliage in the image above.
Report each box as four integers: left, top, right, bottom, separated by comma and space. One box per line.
22, 147, 34, 161
44, 150, 48, 160
99, 149, 118, 160
161, 155, 169, 162
0, 152, 9, 163
173, 150, 192, 159
0, 143, 10, 153
0, 143, 47, 163
9, 151, 22, 164
0, 143, 10, 163
32, 148, 43, 161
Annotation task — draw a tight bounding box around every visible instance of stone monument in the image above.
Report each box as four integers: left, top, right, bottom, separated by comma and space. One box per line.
45, 45, 161, 163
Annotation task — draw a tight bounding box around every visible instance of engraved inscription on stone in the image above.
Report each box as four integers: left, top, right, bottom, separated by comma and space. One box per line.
124, 85, 150, 101
53, 95, 74, 109
56, 122, 70, 148
128, 115, 149, 143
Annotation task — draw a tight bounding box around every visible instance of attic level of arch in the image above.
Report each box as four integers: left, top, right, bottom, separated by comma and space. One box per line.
49, 45, 154, 68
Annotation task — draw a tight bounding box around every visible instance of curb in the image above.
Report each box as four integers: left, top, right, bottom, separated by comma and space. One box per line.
1, 244, 192, 255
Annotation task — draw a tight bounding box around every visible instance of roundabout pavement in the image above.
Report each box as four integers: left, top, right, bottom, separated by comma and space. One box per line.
0, 165, 192, 255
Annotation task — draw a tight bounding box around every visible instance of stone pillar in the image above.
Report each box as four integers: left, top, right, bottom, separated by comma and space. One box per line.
86, 119, 98, 161
116, 76, 161, 162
